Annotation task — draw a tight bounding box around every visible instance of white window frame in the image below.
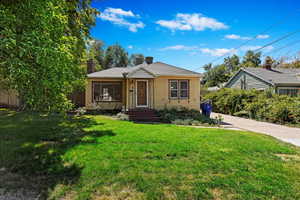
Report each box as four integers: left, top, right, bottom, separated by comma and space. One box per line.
179, 80, 189, 98
169, 80, 179, 98
169, 80, 189, 99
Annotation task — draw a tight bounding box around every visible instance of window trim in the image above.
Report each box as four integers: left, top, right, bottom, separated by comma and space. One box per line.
169, 80, 179, 98
168, 79, 189, 99
92, 81, 123, 102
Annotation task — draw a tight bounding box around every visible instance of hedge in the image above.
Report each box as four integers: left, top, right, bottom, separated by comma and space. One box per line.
204, 88, 300, 126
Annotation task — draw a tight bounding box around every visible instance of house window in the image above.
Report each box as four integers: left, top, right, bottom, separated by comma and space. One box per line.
278, 88, 299, 97
93, 81, 122, 102
169, 80, 189, 98
170, 80, 179, 98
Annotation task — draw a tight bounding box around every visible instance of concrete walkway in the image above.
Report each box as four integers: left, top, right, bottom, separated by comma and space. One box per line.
211, 112, 300, 147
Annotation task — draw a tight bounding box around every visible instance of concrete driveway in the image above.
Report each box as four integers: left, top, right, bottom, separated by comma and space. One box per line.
211, 113, 300, 147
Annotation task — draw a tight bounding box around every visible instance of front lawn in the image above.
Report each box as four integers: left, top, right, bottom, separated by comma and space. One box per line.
0, 109, 300, 200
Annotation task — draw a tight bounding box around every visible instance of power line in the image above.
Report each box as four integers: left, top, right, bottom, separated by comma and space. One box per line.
279, 48, 300, 60
253, 29, 300, 53
193, 12, 299, 71
262, 39, 300, 57
193, 17, 290, 71
285, 48, 300, 58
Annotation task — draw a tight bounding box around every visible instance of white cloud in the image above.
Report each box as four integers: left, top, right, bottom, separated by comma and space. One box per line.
128, 45, 133, 49
98, 7, 145, 32
160, 45, 198, 51
256, 34, 269, 39
225, 34, 270, 40
104, 8, 135, 17
241, 45, 274, 52
200, 48, 237, 56
225, 34, 251, 40
156, 13, 228, 31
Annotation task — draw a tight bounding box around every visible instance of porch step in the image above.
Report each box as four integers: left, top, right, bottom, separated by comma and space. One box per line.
126, 109, 161, 122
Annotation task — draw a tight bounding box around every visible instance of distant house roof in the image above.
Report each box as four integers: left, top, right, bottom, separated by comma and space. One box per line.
225, 67, 300, 87
87, 62, 202, 78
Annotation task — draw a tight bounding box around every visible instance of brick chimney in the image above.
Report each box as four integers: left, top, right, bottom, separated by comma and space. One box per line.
87, 59, 95, 74
145, 56, 153, 65
263, 56, 273, 70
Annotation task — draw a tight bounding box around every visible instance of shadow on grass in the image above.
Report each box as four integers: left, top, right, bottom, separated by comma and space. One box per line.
0, 109, 116, 199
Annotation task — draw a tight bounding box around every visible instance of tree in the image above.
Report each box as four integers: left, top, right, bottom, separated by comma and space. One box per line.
203, 63, 212, 71
242, 50, 262, 67
87, 39, 105, 71
129, 54, 144, 66
104, 44, 129, 69
202, 55, 239, 87
203, 64, 231, 87
0, 0, 98, 112
224, 54, 240, 73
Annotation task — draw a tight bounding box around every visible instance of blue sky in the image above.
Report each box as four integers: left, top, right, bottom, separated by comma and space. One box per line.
91, 0, 300, 72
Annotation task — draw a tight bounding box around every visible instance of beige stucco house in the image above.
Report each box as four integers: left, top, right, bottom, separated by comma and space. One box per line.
86, 58, 202, 111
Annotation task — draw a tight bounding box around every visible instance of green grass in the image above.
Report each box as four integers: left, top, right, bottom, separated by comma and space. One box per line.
0, 109, 300, 200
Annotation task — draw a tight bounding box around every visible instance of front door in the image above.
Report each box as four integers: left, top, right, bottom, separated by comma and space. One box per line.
136, 80, 148, 107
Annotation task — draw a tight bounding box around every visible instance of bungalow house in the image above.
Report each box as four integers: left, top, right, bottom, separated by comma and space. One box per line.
86, 57, 202, 111
225, 66, 300, 96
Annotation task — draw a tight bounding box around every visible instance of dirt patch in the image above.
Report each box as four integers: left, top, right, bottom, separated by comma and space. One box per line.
163, 186, 177, 200
275, 154, 300, 161
0, 189, 40, 200
0, 170, 42, 200
210, 188, 223, 200
92, 186, 144, 200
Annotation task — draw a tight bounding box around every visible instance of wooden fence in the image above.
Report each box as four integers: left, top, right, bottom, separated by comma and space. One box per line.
0, 89, 20, 108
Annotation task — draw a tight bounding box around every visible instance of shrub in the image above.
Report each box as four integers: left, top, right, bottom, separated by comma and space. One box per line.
158, 107, 216, 125
204, 88, 259, 115
74, 107, 86, 116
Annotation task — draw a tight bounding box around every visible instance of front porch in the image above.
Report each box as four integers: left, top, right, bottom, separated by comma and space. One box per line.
85, 78, 155, 111
125, 78, 155, 110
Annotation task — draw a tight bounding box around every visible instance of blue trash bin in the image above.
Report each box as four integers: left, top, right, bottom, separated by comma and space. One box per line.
206, 103, 212, 118
201, 101, 212, 118
200, 102, 206, 116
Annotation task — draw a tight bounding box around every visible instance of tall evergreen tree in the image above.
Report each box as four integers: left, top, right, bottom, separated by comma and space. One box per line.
224, 54, 240, 73
87, 39, 105, 71
242, 50, 262, 67
129, 54, 145, 66
104, 44, 129, 69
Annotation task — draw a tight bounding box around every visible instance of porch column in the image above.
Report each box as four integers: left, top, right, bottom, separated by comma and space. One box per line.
126, 78, 129, 110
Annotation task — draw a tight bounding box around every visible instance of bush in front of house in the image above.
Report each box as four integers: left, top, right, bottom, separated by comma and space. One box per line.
204, 88, 260, 115
157, 107, 216, 125
203, 88, 300, 126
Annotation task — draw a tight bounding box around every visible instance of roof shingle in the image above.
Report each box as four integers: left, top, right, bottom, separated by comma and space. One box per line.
87, 62, 201, 78
243, 67, 300, 85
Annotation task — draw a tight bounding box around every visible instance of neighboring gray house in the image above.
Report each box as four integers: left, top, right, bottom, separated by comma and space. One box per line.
225, 67, 300, 96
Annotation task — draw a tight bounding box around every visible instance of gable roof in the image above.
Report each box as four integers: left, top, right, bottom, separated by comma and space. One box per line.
225, 67, 300, 87
244, 67, 300, 85
87, 62, 201, 78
